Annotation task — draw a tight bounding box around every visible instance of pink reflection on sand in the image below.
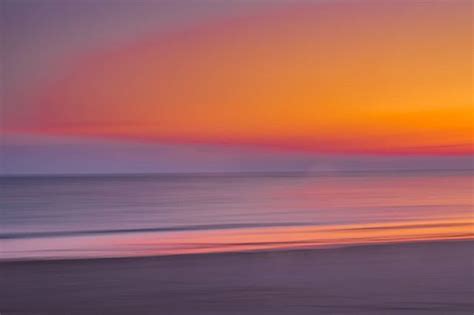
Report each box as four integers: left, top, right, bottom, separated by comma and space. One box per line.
2, 217, 472, 260
113, 217, 474, 257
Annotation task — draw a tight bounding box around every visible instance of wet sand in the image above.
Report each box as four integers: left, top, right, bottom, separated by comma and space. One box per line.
1, 240, 473, 314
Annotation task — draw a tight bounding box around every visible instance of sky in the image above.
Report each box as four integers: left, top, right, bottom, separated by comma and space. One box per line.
1, 0, 472, 174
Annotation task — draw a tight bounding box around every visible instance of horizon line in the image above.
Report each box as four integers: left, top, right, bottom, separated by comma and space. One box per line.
1, 168, 473, 179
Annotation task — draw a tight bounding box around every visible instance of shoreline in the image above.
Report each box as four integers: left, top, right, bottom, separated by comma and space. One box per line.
1, 236, 472, 264
3, 217, 472, 262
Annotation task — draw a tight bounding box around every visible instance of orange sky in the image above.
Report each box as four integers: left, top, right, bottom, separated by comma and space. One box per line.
5, 0, 473, 155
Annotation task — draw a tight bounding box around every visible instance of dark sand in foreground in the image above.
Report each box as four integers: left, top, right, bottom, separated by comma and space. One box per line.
1, 240, 473, 314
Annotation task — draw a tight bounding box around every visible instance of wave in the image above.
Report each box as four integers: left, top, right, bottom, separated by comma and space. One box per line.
0, 222, 315, 240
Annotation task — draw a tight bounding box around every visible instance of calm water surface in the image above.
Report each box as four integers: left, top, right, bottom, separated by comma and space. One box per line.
1, 170, 472, 259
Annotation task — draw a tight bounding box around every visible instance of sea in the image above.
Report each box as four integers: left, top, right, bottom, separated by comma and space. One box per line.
1, 170, 472, 260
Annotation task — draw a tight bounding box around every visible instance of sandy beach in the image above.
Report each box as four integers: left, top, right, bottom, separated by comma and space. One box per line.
1, 240, 473, 315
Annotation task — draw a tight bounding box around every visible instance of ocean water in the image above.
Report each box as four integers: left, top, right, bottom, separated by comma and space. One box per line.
1, 170, 472, 260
